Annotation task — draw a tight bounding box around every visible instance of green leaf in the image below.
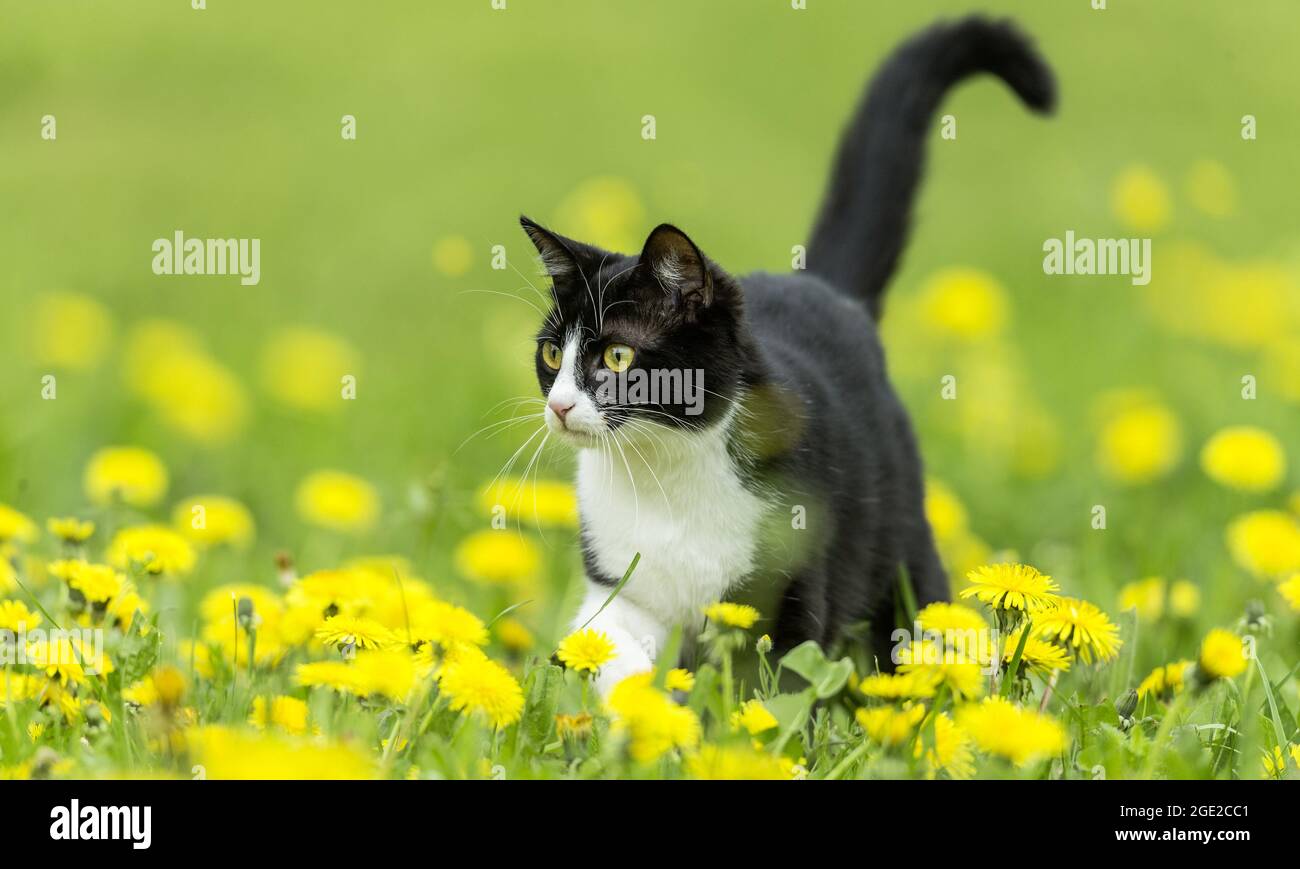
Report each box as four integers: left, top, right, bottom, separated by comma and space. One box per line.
578, 552, 640, 631
779, 640, 853, 699
765, 688, 816, 753
518, 663, 563, 754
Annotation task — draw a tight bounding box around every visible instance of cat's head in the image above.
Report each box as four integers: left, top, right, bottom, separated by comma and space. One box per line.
521, 217, 747, 448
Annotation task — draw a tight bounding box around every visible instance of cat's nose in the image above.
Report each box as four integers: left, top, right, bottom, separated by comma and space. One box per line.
548, 397, 575, 423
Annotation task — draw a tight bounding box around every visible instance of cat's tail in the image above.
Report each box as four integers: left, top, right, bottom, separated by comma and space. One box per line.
805, 16, 1055, 318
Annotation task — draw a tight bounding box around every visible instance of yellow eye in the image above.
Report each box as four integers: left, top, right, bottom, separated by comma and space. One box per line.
541, 341, 563, 370
603, 343, 635, 373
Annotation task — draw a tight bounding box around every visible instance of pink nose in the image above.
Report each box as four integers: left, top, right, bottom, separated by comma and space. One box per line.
548, 397, 575, 422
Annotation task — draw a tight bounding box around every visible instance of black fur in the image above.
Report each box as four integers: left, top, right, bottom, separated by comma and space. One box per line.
522, 17, 1055, 665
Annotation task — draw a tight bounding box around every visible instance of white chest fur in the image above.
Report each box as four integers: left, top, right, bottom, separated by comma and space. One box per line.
576, 421, 770, 632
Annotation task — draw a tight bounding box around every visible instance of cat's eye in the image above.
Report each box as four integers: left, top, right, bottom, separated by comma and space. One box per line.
603, 343, 635, 373
541, 341, 563, 370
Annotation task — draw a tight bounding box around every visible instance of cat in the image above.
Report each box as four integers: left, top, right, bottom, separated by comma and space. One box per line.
519, 17, 1055, 693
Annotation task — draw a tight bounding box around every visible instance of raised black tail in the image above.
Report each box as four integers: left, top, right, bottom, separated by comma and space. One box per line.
806, 17, 1055, 318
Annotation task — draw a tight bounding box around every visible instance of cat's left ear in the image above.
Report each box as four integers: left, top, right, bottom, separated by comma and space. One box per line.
640, 224, 713, 319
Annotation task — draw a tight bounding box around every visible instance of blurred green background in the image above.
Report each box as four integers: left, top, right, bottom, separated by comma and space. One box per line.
2, 0, 1298, 646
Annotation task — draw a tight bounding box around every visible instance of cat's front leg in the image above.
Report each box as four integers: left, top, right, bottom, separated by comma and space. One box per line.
571, 583, 667, 695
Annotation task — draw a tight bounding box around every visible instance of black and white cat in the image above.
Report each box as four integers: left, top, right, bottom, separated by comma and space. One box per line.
520, 17, 1055, 692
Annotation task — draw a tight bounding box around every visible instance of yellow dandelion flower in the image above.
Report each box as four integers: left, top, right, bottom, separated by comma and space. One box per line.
730, 699, 779, 736
1117, 576, 1166, 621
1200, 426, 1286, 493
915, 713, 975, 780
1002, 626, 1071, 677
855, 703, 927, 747
916, 601, 990, 660
410, 600, 489, 649
315, 614, 395, 652
664, 668, 695, 693
959, 563, 1060, 613
295, 470, 379, 533
183, 726, 373, 780
1035, 598, 1122, 664
1110, 164, 1170, 232
494, 617, 535, 652
896, 641, 985, 700
1094, 395, 1182, 485
351, 649, 417, 701
957, 696, 1066, 766
438, 653, 524, 729
917, 267, 1008, 341
431, 234, 473, 277
54, 560, 125, 603
0, 504, 38, 544
454, 530, 540, 586
924, 479, 968, 543
556, 628, 616, 674
687, 744, 793, 780
858, 671, 939, 700
477, 477, 578, 528
171, 495, 255, 549
1169, 580, 1201, 618
1136, 660, 1193, 701
249, 696, 310, 735
260, 326, 360, 413
1278, 574, 1300, 612
29, 291, 113, 370
47, 517, 94, 544
1226, 510, 1300, 578
107, 525, 196, 577
1262, 744, 1300, 779
84, 446, 168, 507
0, 600, 42, 632
605, 673, 701, 763
553, 176, 646, 253
555, 712, 594, 741
1199, 628, 1248, 680
703, 601, 760, 629
295, 660, 359, 693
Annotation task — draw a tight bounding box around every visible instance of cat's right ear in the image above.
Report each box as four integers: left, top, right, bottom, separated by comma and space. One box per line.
519, 216, 584, 281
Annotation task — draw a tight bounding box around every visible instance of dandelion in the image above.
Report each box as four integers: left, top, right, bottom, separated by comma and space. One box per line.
477, 477, 578, 528
555, 712, 594, 741
47, 517, 94, 544
896, 641, 985, 700
350, 649, 417, 701
1136, 660, 1193, 701
295, 470, 379, 533
1200, 426, 1286, 492
730, 699, 778, 736
454, 530, 540, 586
1094, 394, 1182, 484
664, 668, 695, 693
855, 703, 926, 747
1279, 574, 1300, 613
1035, 598, 1122, 664
0, 504, 38, 544
29, 292, 113, 370
295, 660, 359, 694
916, 601, 989, 660
1001, 626, 1071, 677
1110, 164, 1170, 232
915, 713, 975, 780
703, 601, 760, 630
553, 176, 646, 253
959, 563, 1060, 614
917, 268, 1008, 341
0, 600, 41, 632
686, 744, 793, 780
431, 234, 473, 277
183, 726, 373, 779
410, 600, 489, 649
957, 697, 1066, 766
250, 696, 310, 735
1262, 744, 1300, 779
1198, 629, 1248, 680
55, 561, 125, 604
858, 671, 939, 700
107, 526, 197, 577
1226, 511, 1300, 579
171, 495, 255, 549
315, 615, 396, 652
556, 628, 616, 674
84, 446, 168, 507
438, 652, 524, 729
605, 673, 701, 763
1169, 580, 1201, 618
1117, 576, 1166, 621
260, 327, 360, 413
494, 617, 535, 652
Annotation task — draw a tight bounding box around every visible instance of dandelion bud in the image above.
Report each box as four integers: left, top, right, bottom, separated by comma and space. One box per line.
236, 596, 255, 629
1115, 687, 1138, 721
756, 634, 773, 654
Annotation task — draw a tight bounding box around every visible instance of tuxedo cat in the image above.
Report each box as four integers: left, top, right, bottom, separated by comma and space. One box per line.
520, 17, 1055, 692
